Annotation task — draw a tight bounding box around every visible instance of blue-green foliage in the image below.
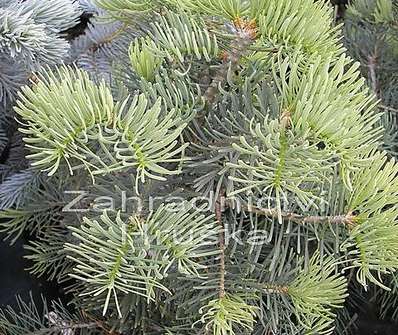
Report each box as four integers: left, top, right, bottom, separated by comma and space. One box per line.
0, 0, 81, 106
1, 0, 398, 334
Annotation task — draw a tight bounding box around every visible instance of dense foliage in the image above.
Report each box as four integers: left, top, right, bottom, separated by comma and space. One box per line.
1, 0, 398, 334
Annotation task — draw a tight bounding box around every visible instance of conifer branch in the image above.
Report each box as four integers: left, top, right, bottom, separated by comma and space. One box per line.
82, 311, 121, 335
232, 202, 356, 227
38, 320, 100, 333
367, 43, 380, 96
380, 104, 398, 113
215, 192, 226, 299
367, 55, 379, 96
89, 23, 129, 53
3, 0, 398, 332
204, 18, 257, 104
262, 284, 289, 295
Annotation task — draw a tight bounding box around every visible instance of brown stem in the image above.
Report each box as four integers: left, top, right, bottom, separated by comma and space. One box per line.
204, 19, 258, 104
88, 23, 129, 53
81, 311, 121, 335
367, 55, 378, 95
367, 41, 380, 97
263, 284, 289, 294
228, 201, 356, 228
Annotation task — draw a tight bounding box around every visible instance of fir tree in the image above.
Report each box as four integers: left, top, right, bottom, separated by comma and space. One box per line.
344, 0, 398, 156
0, 0, 398, 334
0, 0, 81, 181
344, 0, 398, 327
